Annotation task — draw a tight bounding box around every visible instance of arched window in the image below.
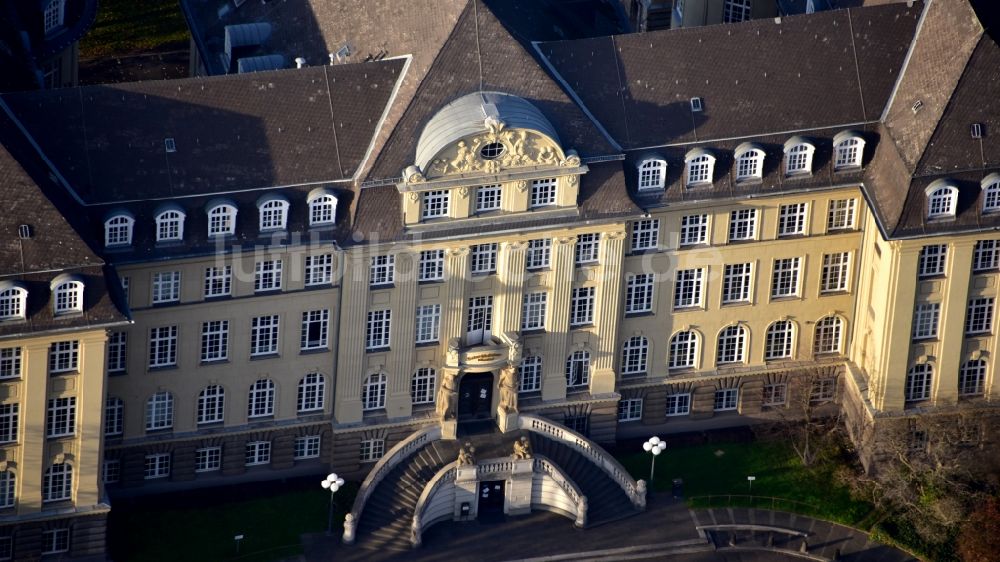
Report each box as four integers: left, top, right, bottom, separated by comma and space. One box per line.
734, 144, 764, 181
833, 132, 865, 170
362, 373, 387, 410
959, 359, 986, 397
207, 203, 237, 236
104, 214, 134, 247
43, 463, 71, 502
0, 470, 14, 508
926, 182, 958, 219
566, 350, 591, 387
717, 325, 747, 364
814, 316, 844, 354
685, 150, 715, 187
411, 368, 436, 404
0, 286, 27, 320
638, 159, 666, 190
145, 391, 173, 431
248, 379, 276, 418
258, 197, 289, 231
621, 336, 648, 375
308, 193, 338, 226
668, 330, 698, 369
982, 174, 1000, 213
197, 385, 225, 424
51, 279, 83, 315
783, 138, 815, 175
905, 364, 933, 402
297, 373, 325, 412
155, 208, 185, 242
764, 320, 795, 360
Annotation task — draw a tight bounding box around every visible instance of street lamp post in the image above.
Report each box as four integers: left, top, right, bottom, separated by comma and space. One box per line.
320, 473, 345, 536
642, 436, 666, 482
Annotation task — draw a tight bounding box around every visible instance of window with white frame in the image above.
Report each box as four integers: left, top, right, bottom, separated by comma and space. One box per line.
197, 385, 225, 424
43, 463, 71, 502
42, 529, 70, 555
152, 271, 181, 303
207, 204, 236, 236
565, 350, 590, 387
778, 203, 807, 236
0, 471, 13, 506
959, 359, 986, 397
530, 178, 557, 207
723, 0, 751, 22
294, 436, 322, 460
518, 356, 542, 393
245, 441, 271, 466
965, 297, 994, 334
621, 336, 648, 375
522, 292, 547, 331
765, 320, 794, 360
366, 310, 391, 350
669, 331, 698, 369
422, 190, 450, 219
666, 393, 691, 416
200, 320, 228, 362
362, 373, 387, 410
674, 268, 703, 308
974, 240, 1000, 271
103, 460, 120, 484
771, 257, 801, 298
248, 379, 275, 418
301, 309, 330, 350
298, 372, 325, 412
476, 185, 502, 212
0, 347, 19, 379
104, 214, 134, 247
309, 194, 338, 226
419, 250, 444, 281
763, 383, 787, 406
905, 364, 932, 402
44, 0, 66, 34
918, 245, 947, 277
983, 177, 1000, 213
714, 388, 739, 411
526, 239, 551, 269
728, 209, 757, 241
258, 198, 288, 231
927, 185, 958, 219
48, 340, 79, 373
254, 259, 282, 292
411, 368, 436, 404
734, 147, 764, 181
155, 210, 184, 242
145, 391, 173, 430
625, 273, 654, 314
618, 398, 643, 421
105, 397, 123, 436
834, 135, 864, 169
810, 378, 837, 403
250, 315, 280, 356
814, 316, 844, 354
638, 159, 666, 190
821, 252, 851, 293
0, 288, 26, 320
470, 243, 498, 274
722, 263, 752, 304
120, 275, 129, 304
369, 255, 395, 286
685, 153, 714, 186
680, 214, 708, 245
717, 326, 747, 364
631, 219, 659, 251
416, 304, 441, 343
360, 439, 385, 462
912, 303, 940, 340
570, 287, 595, 325
575, 233, 600, 264
0, 404, 17, 444
53, 280, 83, 314
144, 453, 170, 479
827, 199, 856, 230
305, 254, 334, 286
784, 142, 814, 175
195, 447, 222, 472
204, 266, 232, 298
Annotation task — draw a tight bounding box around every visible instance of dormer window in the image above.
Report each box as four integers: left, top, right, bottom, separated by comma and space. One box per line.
44, 0, 65, 35
982, 174, 1000, 213
154, 207, 185, 242
258, 196, 289, 232
207, 203, 237, 237
0, 284, 27, 320
51, 277, 83, 315
734, 144, 764, 182
684, 149, 715, 187
308, 190, 338, 226
926, 180, 958, 219
783, 137, 815, 176
422, 190, 449, 220
833, 131, 865, 170
104, 213, 134, 248
476, 185, 502, 212
637, 159, 666, 191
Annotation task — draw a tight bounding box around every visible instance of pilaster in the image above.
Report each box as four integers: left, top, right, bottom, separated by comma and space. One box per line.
19, 340, 49, 515
387, 253, 418, 419
76, 332, 108, 509
334, 252, 370, 423
441, 248, 470, 345
494, 241, 527, 335
591, 230, 626, 395
934, 240, 975, 405
872, 243, 920, 412
542, 236, 576, 401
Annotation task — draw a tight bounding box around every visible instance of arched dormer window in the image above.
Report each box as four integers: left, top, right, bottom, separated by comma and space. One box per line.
684, 149, 715, 187
50, 275, 83, 315
637, 159, 666, 191
734, 143, 765, 181
206, 201, 237, 237
833, 131, 865, 170
308, 189, 338, 226
257, 195, 289, 232
154, 205, 185, 242
0, 283, 27, 320
43, 0, 66, 35
783, 137, 815, 176
982, 174, 1000, 213
925, 180, 958, 219
104, 213, 134, 248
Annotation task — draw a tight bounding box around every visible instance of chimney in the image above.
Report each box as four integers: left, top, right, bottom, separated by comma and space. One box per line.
295, 57, 306, 69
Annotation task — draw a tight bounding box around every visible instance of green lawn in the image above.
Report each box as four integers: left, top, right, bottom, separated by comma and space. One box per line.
79, 0, 189, 59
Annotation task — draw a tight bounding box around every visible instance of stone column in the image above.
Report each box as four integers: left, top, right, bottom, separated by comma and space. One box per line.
334, 252, 370, 424
591, 230, 626, 395
441, 248, 470, 346
934, 240, 975, 406
542, 236, 576, 401
494, 241, 527, 336
387, 252, 418, 419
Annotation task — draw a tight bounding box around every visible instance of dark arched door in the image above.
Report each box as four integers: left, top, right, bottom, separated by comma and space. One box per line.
458, 372, 493, 421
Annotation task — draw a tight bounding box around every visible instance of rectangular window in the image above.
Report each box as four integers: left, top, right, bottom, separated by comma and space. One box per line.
973, 240, 1000, 272
203, 266, 232, 298
152, 271, 181, 304
200, 320, 229, 362
680, 214, 708, 246
625, 273, 654, 314
369, 255, 395, 286
46, 397, 75, 438
294, 436, 322, 460
763, 383, 787, 406
41, 529, 69, 555
771, 257, 801, 298
728, 209, 757, 241
107, 332, 127, 373
0, 348, 21, 379
103, 459, 121, 483
575, 234, 600, 264
530, 178, 557, 207
305, 254, 334, 286
0, 404, 18, 444
821, 252, 851, 293
526, 239, 551, 269
565, 415, 589, 436
245, 441, 271, 466
714, 389, 739, 411
366, 310, 391, 350
416, 304, 441, 343
665, 393, 691, 416
674, 268, 703, 308
470, 243, 498, 274
360, 438, 385, 462
617, 398, 643, 422
722, 263, 752, 304
419, 250, 444, 281
630, 219, 660, 251
810, 378, 837, 403
522, 292, 548, 330
105, 399, 123, 436
827, 199, 856, 230
300, 309, 330, 350
48, 340, 79, 374
250, 315, 280, 356
966, 297, 995, 334
918, 245, 947, 277
120, 275, 130, 304
195, 447, 222, 472
422, 190, 450, 219
144, 453, 171, 479
778, 203, 807, 236
912, 303, 940, 340
476, 185, 502, 212
570, 287, 595, 326
254, 259, 282, 292
518, 357, 542, 393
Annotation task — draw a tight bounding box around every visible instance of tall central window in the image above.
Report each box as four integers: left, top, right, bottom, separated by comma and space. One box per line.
251, 315, 280, 356
467, 296, 493, 344
366, 310, 391, 350
722, 263, 752, 304
476, 185, 502, 212
570, 287, 595, 325
674, 269, 703, 308
422, 190, 449, 219
530, 179, 557, 207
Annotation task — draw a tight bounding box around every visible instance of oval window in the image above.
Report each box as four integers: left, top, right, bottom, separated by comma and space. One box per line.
479, 142, 506, 160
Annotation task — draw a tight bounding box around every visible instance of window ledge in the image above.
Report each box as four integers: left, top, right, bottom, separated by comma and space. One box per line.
370, 283, 395, 290
628, 248, 660, 256
300, 347, 331, 355
624, 311, 654, 318
147, 365, 178, 373
415, 341, 439, 348
720, 301, 752, 308
819, 290, 851, 297
250, 353, 280, 361
520, 328, 546, 335
366, 347, 391, 354
200, 359, 230, 366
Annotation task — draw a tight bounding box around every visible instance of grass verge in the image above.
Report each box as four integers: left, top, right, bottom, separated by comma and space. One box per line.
79, 0, 189, 59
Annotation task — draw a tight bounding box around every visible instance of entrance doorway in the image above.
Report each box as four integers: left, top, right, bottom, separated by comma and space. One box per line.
458, 372, 493, 421
477, 480, 505, 522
